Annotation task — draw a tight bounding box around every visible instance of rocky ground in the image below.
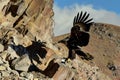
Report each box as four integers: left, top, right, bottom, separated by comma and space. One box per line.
53, 23, 120, 80
0, 0, 120, 80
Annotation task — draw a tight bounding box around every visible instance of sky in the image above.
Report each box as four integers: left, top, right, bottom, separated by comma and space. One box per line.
53, 0, 120, 36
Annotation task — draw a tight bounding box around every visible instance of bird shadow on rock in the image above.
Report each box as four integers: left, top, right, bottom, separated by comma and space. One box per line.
26, 41, 47, 64
10, 40, 47, 69
10, 40, 47, 62
10, 40, 59, 78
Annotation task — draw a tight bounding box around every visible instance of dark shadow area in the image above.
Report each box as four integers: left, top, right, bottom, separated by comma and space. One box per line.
26, 41, 47, 59
28, 64, 41, 72
29, 60, 59, 78
10, 44, 27, 56
107, 62, 116, 71
10, 41, 47, 64
10, 40, 59, 78
67, 47, 94, 61
42, 60, 60, 78
75, 50, 94, 60
5, 5, 19, 17
16, 26, 28, 36
13, 14, 23, 27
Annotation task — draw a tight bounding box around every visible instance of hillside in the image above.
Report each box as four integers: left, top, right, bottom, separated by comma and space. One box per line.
53, 23, 120, 80
0, 0, 120, 80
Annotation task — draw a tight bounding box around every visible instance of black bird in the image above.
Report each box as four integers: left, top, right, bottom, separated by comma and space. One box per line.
67, 11, 93, 59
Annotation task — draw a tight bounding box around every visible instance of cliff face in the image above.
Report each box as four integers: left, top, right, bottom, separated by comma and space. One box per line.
0, 0, 54, 46
0, 0, 120, 80
0, 0, 57, 79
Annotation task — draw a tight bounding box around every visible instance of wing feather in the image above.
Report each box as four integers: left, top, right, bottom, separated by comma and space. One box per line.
73, 11, 93, 32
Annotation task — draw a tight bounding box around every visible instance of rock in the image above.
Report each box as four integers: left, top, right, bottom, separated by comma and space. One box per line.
0, 70, 19, 80
0, 51, 9, 62
53, 66, 75, 80
20, 72, 33, 80
33, 78, 39, 80
53, 55, 112, 80
6, 46, 20, 61
55, 43, 69, 58
0, 72, 1, 79
0, 44, 4, 52
0, 0, 54, 46
30, 46, 58, 71
1, 71, 10, 77
10, 70, 19, 76
0, 57, 4, 64
0, 65, 6, 71
0, 0, 119, 80
9, 44, 28, 56
11, 54, 31, 72
0, 53, 11, 70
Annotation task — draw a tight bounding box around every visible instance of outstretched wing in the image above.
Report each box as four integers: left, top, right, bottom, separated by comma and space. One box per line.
73, 11, 93, 32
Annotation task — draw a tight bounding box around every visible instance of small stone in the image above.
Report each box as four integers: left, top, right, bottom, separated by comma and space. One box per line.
0, 57, 4, 64
7, 45, 20, 60
19, 77, 29, 80
53, 66, 74, 80
0, 51, 8, 62
4, 62, 11, 70
20, 72, 33, 80
10, 70, 19, 76
0, 65, 6, 71
0, 44, 4, 52
12, 54, 31, 72
1, 71, 10, 77
33, 78, 39, 80
31, 47, 57, 71
0, 72, 2, 78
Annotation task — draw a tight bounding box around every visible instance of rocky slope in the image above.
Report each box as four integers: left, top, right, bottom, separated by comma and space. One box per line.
53, 23, 120, 80
0, 0, 119, 80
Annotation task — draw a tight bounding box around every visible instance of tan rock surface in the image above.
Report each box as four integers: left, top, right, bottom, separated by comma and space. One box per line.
0, 0, 119, 80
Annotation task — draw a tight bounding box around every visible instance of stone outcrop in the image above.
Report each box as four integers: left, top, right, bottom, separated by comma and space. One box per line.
0, 0, 54, 46
0, 0, 119, 80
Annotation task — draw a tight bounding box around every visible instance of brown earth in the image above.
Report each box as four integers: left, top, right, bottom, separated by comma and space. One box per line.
53, 23, 120, 80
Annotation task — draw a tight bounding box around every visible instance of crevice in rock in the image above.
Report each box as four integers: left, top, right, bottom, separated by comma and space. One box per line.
42, 60, 59, 78
13, 14, 23, 27
13, 0, 33, 27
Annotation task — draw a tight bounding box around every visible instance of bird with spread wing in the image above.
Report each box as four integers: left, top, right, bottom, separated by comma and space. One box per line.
67, 11, 93, 48
67, 11, 93, 59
